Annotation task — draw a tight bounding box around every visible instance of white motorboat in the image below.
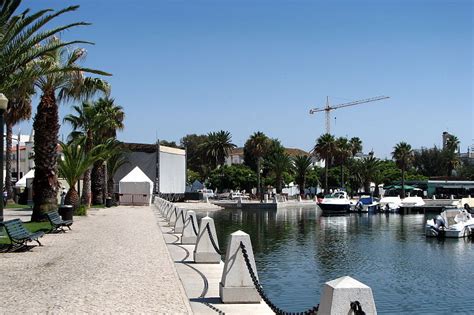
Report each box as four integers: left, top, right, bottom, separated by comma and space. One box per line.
353, 195, 380, 213
379, 196, 402, 213
401, 196, 425, 207
425, 208, 474, 238
318, 191, 351, 215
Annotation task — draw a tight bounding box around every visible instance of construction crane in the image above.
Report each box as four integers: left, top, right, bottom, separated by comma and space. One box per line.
309, 96, 390, 134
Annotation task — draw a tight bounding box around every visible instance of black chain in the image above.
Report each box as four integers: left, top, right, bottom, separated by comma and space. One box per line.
190, 216, 199, 236
240, 241, 319, 315
206, 223, 224, 255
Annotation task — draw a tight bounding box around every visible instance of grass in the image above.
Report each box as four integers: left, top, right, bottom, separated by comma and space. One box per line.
0, 221, 52, 245
90, 204, 106, 209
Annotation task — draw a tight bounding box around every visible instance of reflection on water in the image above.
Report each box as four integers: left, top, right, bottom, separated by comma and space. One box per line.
197, 206, 474, 314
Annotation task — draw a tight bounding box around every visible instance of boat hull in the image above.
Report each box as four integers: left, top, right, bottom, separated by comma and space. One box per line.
319, 203, 350, 215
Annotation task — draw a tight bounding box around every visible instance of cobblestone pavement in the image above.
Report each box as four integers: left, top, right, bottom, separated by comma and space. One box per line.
0, 206, 192, 314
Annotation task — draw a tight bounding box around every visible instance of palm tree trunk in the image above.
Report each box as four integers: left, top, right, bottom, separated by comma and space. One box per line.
81, 169, 91, 206
324, 163, 329, 193
31, 90, 59, 221
340, 164, 344, 188
91, 161, 104, 205
401, 168, 406, 198
65, 186, 80, 211
5, 122, 13, 202
107, 177, 115, 202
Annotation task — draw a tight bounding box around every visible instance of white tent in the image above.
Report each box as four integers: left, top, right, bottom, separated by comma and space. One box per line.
119, 166, 154, 205
15, 169, 35, 188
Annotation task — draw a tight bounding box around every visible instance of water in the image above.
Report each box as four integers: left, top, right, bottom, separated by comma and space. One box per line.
198, 206, 474, 314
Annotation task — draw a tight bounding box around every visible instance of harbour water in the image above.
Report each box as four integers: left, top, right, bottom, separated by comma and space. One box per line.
198, 206, 474, 314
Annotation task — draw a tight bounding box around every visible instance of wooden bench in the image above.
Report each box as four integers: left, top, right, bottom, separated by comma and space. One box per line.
46, 211, 73, 233
1, 219, 44, 250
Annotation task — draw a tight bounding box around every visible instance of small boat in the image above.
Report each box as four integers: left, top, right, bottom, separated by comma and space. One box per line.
379, 196, 402, 213
318, 191, 351, 215
353, 196, 380, 213
425, 208, 474, 238
401, 196, 425, 207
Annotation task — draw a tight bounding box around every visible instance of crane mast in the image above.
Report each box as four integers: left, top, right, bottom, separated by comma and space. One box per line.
309, 95, 390, 134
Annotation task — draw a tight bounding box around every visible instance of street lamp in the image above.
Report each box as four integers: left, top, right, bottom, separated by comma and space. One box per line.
0, 93, 9, 222
260, 168, 264, 203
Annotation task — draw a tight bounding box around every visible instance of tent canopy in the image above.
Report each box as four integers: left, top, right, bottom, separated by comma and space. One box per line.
119, 167, 153, 205
15, 169, 34, 188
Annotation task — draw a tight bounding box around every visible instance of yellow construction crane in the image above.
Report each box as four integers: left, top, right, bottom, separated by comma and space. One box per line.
309, 95, 390, 134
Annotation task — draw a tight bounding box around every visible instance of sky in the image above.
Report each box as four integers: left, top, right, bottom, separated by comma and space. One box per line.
18, 0, 473, 158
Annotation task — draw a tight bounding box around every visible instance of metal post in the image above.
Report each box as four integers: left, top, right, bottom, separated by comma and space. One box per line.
0, 93, 8, 222
16, 132, 19, 182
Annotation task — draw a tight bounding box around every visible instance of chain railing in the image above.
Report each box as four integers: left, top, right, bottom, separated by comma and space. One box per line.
190, 216, 199, 236
206, 223, 223, 255
240, 241, 319, 315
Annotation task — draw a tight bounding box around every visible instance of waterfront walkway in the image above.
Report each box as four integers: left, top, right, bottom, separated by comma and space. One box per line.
0, 206, 192, 314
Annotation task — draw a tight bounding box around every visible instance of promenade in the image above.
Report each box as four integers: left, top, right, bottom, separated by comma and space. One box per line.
0, 206, 192, 314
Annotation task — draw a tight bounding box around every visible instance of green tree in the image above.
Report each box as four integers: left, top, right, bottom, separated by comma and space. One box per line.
292, 155, 313, 195
31, 39, 110, 221
0, 2, 88, 91
58, 138, 108, 212
349, 137, 363, 156
180, 134, 209, 179
244, 131, 271, 196
392, 142, 413, 198
313, 133, 336, 193
413, 146, 445, 177
208, 165, 256, 192
444, 135, 460, 177
90, 97, 124, 204
334, 137, 352, 188
266, 152, 292, 193
359, 155, 381, 193
200, 130, 236, 169
4, 66, 34, 201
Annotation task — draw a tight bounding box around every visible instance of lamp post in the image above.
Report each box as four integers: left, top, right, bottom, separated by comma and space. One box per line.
0, 93, 8, 222
260, 168, 264, 203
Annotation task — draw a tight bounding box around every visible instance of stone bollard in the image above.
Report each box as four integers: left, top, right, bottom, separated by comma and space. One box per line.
264, 194, 268, 203
182, 211, 198, 244
298, 195, 302, 202
432, 195, 436, 200
169, 207, 178, 226
219, 230, 260, 303
205, 195, 209, 203
194, 216, 221, 263
318, 276, 377, 315
237, 196, 242, 208
273, 195, 278, 204
174, 208, 185, 233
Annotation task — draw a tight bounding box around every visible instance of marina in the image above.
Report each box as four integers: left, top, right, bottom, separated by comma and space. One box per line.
195, 205, 474, 314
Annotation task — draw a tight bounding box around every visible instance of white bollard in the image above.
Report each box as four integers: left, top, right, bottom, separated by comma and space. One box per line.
169, 207, 178, 226
174, 208, 185, 233
264, 194, 268, 203
205, 195, 209, 203
237, 196, 242, 208
273, 195, 278, 204
182, 210, 198, 244
194, 216, 221, 263
219, 230, 260, 303
298, 195, 302, 202
318, 276, 377, 315
450, 195, 454, 200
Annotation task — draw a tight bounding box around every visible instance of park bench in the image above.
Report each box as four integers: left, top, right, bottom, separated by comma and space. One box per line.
1, 219, 44, 250
46, 211, 73, 233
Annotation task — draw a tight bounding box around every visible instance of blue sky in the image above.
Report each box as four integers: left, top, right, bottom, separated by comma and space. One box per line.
20, 0, 473, 158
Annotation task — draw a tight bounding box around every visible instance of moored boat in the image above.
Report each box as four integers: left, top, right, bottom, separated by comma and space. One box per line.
425, 208, 474, 238
318, 191, 351, 215
379, 196, 402, 213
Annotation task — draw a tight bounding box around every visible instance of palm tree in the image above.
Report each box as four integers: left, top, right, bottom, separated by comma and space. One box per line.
58, 138, 108, 212
292, 155, 313, 196
106, 150, 129, 203
200, 130, 236, 169
335, 137, 352, 188
0, 3, 89, 91
64, 101, 99, 206
392, 142, 413, 198
267, 152, 292, 193
244, 131, 270, 196
4, 67, 34, 202
89, 97, 124, 204
31, 39, 110, 221
360, 155, 381, 193
313, 133, 336, 193
349, 137, 363, 157
445, 135, 460, 177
